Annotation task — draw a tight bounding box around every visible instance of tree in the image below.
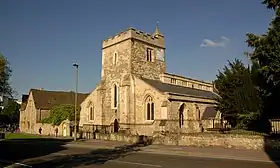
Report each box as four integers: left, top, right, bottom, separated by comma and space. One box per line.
41, 104, 80, 126
0, 100, 20, 124
0, 53, 14, 98
246, 0, 280, 119
214, 59, 262, 128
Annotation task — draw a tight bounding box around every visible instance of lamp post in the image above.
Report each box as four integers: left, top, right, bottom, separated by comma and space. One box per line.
73, 63, 79, 141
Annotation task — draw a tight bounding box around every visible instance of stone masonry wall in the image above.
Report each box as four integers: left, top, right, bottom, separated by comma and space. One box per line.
91, 132, 280, 151
20, 92, 36, 133
101, 39, 132, 125
131, 40, 166, 80
152, 132, 280, 150
26, 121, 70, 137
79, 87, 103, 126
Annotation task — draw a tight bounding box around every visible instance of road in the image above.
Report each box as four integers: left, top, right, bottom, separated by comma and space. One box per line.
1, 146, 279, 168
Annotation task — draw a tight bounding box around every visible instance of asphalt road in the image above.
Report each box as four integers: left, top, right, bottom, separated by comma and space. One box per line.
1, 146, 279, 168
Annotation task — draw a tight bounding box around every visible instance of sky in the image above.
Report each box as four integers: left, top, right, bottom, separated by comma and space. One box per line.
0, 0, 274, 99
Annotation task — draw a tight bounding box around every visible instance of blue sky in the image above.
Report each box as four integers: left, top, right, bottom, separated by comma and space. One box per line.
0, 0, 274, 99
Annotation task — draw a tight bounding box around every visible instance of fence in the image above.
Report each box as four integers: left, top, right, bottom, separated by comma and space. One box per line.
270, 119, 280, 134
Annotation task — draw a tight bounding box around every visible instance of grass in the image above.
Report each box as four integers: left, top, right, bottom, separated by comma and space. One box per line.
5, 132, 42, 140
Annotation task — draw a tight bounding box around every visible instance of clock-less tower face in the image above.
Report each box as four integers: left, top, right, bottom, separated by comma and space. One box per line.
156, 48, 165, 61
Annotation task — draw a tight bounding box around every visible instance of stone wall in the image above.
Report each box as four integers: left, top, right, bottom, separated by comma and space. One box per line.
92, 132, 139, 144
21, 120, 71, 137
131, 40, 166, 80
152, 132, 280, 150
88, 132, 280, 151
20, 92, 36, 132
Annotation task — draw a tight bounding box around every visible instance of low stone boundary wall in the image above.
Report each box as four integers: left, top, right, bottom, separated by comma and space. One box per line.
152, 132, 280, 150
92, 132, 280, 150
94, 133, 139, 144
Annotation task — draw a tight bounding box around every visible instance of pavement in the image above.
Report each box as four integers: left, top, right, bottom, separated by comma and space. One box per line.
1, 138, 280, 167
1, 146, 279, 168
64, 139, 280, 163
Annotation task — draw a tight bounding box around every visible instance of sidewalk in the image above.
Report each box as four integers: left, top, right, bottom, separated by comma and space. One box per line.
142, 144, 280, 163
65, 139, 280, 163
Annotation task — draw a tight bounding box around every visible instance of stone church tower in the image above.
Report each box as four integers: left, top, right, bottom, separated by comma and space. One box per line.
97, 25, 167, 125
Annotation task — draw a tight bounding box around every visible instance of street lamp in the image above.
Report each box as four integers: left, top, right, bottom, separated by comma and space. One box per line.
73, 63, 79, 141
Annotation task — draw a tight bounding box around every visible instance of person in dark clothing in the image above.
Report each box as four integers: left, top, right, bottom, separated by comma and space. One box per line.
55, 127, 58, 137
39, 127, 42, 135
114, 119, 119, 133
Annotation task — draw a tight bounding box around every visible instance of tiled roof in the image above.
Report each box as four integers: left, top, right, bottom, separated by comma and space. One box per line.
21, 89, 89, 110
201, 106, 217, 120
141, 78, 218, 99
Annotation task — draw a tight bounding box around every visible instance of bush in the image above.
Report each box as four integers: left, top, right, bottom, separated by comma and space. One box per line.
41, 117, 53, 124
40, 104, 80, 126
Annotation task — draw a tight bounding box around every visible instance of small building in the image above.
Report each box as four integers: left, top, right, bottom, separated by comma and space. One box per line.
19, 88, 89, 134
79, 25, 221, 136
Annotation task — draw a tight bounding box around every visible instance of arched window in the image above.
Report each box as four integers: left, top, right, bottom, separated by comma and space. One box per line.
89, 106, 94, 120
145, 96, 154, 120
113, 84, 118, 108
179, 104, 185, 128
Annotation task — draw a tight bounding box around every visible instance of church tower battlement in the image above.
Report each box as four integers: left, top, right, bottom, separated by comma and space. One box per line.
101, 24, 166, 81
102, 27, 165, 49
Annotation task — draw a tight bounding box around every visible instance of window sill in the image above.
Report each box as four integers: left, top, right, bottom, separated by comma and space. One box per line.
144, 120, 155, 124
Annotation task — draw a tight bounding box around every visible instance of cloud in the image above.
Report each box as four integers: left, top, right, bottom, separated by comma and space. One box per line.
200, 36, 230, 48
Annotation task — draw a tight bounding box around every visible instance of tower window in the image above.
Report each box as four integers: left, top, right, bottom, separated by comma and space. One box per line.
113, 84, 118, 108
146, 48, 153, 62
113, 52, 118, 65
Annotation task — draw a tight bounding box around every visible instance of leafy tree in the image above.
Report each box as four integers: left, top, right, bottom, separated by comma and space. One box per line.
0, 100, 20, 124
0, 53, 14, 98
41, 104, 80, 126
246, 0, 280, 119
214, 59, 261, 128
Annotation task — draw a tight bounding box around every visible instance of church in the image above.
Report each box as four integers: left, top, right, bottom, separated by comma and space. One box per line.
79, 25, 220, 136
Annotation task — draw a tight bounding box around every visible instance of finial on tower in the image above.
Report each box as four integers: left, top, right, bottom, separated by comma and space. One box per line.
153, 21, 163, 37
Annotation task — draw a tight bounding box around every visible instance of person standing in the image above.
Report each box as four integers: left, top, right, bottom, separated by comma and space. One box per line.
55, 127, 58, 137
39, 127, 42, 135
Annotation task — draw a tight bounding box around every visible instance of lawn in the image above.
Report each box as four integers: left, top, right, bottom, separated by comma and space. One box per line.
5, 132, 42, 140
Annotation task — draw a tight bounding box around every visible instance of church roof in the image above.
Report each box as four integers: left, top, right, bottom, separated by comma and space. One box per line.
201, 106, 217, 120
21, 89, 89, 110
141, 78, 218, 99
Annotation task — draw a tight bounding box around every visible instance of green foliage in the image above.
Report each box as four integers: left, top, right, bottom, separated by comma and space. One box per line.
0, 100, 20, 124
41, 104, 80, 126
40, 117, 53, 124
0, 53, 14, 98
214, 59, 262, 128
245, 0, 280, 119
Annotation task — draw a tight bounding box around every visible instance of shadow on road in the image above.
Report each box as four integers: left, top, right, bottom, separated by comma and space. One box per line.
0, 138, 72, 167
0, 135, 151, 168
264, 134, 280, 168
25, 143, 147, 168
